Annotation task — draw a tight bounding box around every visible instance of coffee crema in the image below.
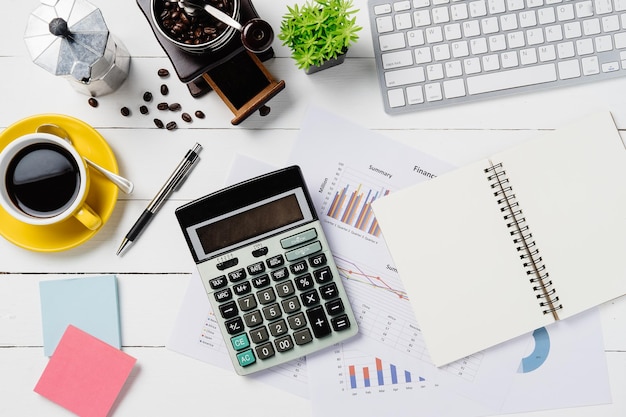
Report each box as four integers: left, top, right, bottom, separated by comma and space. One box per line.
5, 143, 80, 218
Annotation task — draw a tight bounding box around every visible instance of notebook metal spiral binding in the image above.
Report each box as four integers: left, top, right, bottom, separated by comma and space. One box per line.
484, 160, 563, 320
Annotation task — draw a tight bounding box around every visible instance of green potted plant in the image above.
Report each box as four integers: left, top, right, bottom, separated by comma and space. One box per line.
278, 0, 362, 74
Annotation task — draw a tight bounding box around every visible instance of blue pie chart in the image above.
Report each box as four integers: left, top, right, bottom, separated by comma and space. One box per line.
518, 327, 550, 373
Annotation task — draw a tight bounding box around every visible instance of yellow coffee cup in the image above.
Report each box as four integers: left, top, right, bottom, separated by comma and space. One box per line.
0, 132, 102, 230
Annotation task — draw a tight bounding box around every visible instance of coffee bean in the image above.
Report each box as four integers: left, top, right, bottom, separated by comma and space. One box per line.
157, 102, 169, 110
121, 106, 130, 116
153, 118, 164, 128
140, 105, 149, 115
194, 110, 205, 119
158, 68, 170, 77
160, 84, 169, 95
259, 105, 271, 117
88, 97, 98, 108
182, 112, 192, 122
166, 121, 178, 130
143, 91, 153, 102
168, 102, 181, 111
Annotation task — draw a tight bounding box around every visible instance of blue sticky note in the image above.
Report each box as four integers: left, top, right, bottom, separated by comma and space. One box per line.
39, 275, 121, 356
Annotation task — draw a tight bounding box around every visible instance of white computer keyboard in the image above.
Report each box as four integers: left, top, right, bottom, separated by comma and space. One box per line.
368, 0, 626, 114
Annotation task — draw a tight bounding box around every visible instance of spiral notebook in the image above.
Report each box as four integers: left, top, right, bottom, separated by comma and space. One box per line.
372, 111, 626, 367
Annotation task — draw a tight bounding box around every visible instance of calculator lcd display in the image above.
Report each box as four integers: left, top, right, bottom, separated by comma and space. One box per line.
196, 193, 304, 255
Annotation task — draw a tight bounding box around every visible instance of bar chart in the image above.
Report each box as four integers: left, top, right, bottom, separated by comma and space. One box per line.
348, 357, 423, 389
321, 163, 392, 237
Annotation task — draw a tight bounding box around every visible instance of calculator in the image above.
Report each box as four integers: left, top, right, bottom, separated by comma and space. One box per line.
175, 166, 358, 375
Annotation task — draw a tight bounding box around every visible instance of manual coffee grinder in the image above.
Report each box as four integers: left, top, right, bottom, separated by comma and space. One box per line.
24, 0, 130, 97
138, 0, 285, 125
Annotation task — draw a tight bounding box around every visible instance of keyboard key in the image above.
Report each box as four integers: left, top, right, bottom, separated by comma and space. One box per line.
377, 16, 394, 33
466, 63, 557, 94
443, 78, 467, 98
374, 4, 392, 14
380, 33, 406, 51
383, 50, 414, 69
406, 85, 425, 104
557, 59, 581, 78
386, 67, 426, 87
387, 88, 406, 107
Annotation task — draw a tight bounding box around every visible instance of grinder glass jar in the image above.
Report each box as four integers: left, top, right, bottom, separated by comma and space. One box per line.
152, 0, 240, 53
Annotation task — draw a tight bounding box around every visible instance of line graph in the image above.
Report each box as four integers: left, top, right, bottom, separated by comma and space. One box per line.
336, 255, 408, 301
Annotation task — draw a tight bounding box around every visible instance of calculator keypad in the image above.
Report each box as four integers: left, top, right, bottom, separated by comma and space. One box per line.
200, 224, 358, 375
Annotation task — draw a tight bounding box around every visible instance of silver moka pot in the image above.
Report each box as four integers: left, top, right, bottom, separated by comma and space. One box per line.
24, 0, 131, 96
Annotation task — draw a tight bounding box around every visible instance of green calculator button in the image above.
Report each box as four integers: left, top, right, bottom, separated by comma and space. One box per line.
231, 333, 250, 351
280, 228, 318, 249
236, 349, 256, 367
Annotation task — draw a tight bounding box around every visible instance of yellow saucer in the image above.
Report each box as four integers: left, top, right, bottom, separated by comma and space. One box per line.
0, 114, 119, 252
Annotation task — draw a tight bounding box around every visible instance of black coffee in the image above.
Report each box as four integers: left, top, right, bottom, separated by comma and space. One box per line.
5, 143, 80, 218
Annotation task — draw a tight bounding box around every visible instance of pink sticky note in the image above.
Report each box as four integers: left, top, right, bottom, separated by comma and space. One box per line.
34, 325, 136, 417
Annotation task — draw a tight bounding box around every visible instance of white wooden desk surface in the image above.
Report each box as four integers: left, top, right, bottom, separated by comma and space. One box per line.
1, 0, 626, 416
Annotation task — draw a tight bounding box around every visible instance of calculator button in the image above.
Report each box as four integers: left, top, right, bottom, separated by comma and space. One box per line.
306, 306, 332, 338
274, 335, 295, 352
247, 262, 266, 275
249, 326, 269, 343
243, 310, 263, 327
262, 303, 282, 320
325, 298, 345, 316
294, 273, 314, 291
225, 317, 245, 335
219, 301, 239, 319
214, 288, 232, 303
280, 228, 317, 249
331, 315, 352, 332
268, 319, 288, 337
236, 349, 256, 367
281, 297, 301, 314
285, 241, 322, 262
209, 275, 227, 289
251, 274, 270, 288
231, 333, 250, 351
287, 312, 307, 330
309, 253, 327, 267
228, 268, 247, 282
320, 283, 339, 299
233, 281, 252, 296
313, 266, 333, 284
293, 328, 313, 346
257, 287, 276, 304
270, 267, 289, 281
276, 280, 295, 297
252, 247, 268, 257
237, 294, 257, 311
290, 260, 308, 274
301, 289, 320, 307
266, 254, 285, 268
216, 258, 238, 270
255, 342, 275, 360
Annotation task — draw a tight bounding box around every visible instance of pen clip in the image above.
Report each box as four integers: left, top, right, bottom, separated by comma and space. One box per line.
173, 145, 201, 191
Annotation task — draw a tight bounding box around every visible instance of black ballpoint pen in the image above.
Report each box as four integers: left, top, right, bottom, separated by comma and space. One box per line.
116, 143, 202, 256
